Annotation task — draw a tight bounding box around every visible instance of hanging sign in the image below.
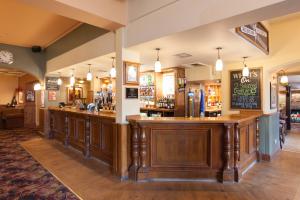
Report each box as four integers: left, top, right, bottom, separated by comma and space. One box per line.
236, 22, 269, 55
45, 77, 59, 90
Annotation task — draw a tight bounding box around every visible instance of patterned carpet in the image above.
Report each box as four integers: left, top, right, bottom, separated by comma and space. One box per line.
0, 128, 79, 200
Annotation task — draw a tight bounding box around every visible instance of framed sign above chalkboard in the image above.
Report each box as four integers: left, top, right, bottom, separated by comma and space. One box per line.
230, 68, 262, 110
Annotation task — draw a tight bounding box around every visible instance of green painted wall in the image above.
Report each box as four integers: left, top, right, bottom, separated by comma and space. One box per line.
259, 112, 280, 156
0, 43, 45, 80
45, 24, 108, 61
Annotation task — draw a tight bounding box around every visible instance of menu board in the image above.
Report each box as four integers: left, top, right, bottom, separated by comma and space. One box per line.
230, 68, 262, 110
45, 77, 59, 90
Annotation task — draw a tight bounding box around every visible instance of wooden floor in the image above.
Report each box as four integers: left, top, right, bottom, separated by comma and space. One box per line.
283, 126, 300, 153
21, 137, 300, 200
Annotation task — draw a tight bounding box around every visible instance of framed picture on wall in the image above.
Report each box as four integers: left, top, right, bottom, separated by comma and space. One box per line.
270, 82, 277, 109
48, 90, 57, 101
124, 61, 140, 85
18, 90, 24, 104
26, 90, 35, 102
67, 87, 83, 104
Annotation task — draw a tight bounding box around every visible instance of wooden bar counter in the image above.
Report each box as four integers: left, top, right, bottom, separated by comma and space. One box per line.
48, 107, 116, 166
127, 114, 261, 183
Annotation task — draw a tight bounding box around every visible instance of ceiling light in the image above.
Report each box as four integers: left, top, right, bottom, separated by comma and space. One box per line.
242, 57, 250, 77
70, 69, 75, 86
215, 47, 223, 72
57, 72, 62, 85
155, 48, 162, 72
110, 57, 116, 78
279, 70, 288, 85
87, 64, 92, 81
34, 83, 41, 91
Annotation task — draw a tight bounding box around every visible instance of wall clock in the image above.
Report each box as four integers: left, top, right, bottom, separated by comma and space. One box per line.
0, 50, 14, 64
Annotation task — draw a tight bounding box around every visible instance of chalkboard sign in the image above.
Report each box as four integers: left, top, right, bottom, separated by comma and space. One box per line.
45, 77, 59, 90
230, 68, 262, 110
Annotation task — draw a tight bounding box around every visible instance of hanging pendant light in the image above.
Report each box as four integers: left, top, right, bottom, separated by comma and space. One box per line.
155, 48, 162, 72
242, 56, 250, 77
110, 57, 116, 78
57, 72, 62, 85
87, 64, 92, 81
34, 83, 41, 91
70, 69, 75, 86
279, 70, 288, 85
215, 47, 223, 72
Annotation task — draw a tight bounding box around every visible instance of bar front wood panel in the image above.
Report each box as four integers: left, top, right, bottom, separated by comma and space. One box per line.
51, 111, 66, 143
68, 114, 86, 153
128, 115, 260, 183
90, 117, 114, 165
151, 129, 212, 168
49, 109, 116, 167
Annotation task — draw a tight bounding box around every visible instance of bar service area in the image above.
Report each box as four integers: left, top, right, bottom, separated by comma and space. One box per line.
44, 48, 263, 183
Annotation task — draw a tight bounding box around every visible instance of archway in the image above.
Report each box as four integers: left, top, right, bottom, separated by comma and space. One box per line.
0, 66, 42, 130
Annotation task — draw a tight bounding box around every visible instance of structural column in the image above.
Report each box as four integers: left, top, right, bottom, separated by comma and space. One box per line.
115, 27, 140, 179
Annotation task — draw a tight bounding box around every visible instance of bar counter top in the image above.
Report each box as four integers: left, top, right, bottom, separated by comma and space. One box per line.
48, 106, 116, 119
127, 113, 261, 124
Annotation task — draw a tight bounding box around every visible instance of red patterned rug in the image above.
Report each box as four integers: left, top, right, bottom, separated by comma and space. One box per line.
0, 128, 79, 200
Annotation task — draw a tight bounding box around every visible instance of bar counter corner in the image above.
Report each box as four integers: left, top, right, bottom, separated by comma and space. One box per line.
127, 113, 261, 183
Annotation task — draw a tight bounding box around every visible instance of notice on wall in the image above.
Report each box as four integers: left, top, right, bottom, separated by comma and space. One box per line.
236, 22, 269, 55
230, 68, 262, 110
45, 77, 59, 90
126, 88, 139, 99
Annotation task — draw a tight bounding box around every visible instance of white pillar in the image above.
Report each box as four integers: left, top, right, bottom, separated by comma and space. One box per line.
115, 28, 140, 124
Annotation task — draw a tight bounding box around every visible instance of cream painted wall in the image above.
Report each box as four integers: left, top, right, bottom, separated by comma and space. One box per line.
222, 16, 300, 115
185, 66, 221, 82
0, 75, 19, 105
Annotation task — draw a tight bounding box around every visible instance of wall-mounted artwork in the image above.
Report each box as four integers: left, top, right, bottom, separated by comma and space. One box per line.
48, 90, 57, 101
18, 90, 24, 104
26, 90, 35, 102
67, 87, 83, 104
270, 82, 277, 109
124, 61, 140, 85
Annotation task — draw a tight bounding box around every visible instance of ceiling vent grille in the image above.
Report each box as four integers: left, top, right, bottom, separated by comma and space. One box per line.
189, 62, 207, 67
174, 53, 192, 58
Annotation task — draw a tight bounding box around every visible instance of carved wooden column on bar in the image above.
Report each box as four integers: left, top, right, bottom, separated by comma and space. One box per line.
64, 114, 69, 147
49, 111, 54, 139
256, 118, 260, 162
139, 126, 148, 173
234, 123, 240, 182
129, 123, 140, 180
84, 116, 91, 158
222, 123, 234, 182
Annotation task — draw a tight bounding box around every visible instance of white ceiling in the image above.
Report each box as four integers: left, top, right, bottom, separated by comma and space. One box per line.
127, 21, 268, 71
49, 11, 300, 78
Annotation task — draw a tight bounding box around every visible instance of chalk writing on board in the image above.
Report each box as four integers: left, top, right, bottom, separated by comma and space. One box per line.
230, 69, 261, 110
